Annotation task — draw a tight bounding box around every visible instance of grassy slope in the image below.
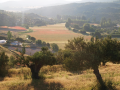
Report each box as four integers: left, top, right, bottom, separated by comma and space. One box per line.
27, 23, 91, 49
0, 63, 120, 90
0, 45, 20, 57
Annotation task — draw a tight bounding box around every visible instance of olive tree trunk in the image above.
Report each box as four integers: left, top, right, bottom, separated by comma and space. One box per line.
93, 67, 107, 89
102, 61, 106, 66
27, 64, 42, 79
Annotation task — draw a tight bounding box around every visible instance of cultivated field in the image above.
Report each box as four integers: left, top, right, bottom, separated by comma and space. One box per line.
0, 63, 120, 90
0, 26, 27, 31
28, 23, 91, 49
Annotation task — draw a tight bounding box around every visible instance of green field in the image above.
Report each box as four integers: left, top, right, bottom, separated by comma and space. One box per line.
28, 23, 91, 49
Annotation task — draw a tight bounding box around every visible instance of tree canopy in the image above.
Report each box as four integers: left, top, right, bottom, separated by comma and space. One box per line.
24, 47, 56, 79
31, 37, 36, 42
16, 38, 24, 42
64, 36, 120, 88
83, 23, 90, 31
51, 43, 59, 52
36, 40, 42, 46
7, 31, 12, 40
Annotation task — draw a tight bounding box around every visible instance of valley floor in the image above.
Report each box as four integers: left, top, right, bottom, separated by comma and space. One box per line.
27, 23, 91, 49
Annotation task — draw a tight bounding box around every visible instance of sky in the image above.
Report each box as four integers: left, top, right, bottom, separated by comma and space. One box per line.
0, 0, 82, 3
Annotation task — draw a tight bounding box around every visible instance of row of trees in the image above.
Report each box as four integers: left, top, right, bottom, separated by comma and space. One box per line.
7, 31, 25, 42
36, 40, 59, 52
100, 17, 116, 28
65, 17, 117, 32
27, 35, 59, 52
57, 36, 120, 89
6, 33, 59, 53
57, 15, 87, 21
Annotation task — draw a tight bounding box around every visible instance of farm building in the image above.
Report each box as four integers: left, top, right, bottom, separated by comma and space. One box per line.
0, 40, 7, 44
11, 41, 22, 46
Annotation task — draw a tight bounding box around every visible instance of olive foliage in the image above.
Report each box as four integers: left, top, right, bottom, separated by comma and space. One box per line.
64, 36, 120, 88
25, 47, 56, 79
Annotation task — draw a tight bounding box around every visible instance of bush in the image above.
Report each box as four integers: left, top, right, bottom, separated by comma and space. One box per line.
73, 29, 78, 32
73, 24, 80, 29
67, 27, 71, 30
20, 29, 33, 34
65, 22, 70, 28
51, 43, 59, 52
83, 23, 90, 31
94, 31, 102, 38
111, 34, 120, 38
79, 30, 86, 34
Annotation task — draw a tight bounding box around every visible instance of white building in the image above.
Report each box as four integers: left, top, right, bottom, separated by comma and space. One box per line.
0, 40, 7, 44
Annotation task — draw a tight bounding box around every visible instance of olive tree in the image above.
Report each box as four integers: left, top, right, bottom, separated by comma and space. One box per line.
25, 47, 56, 79
64, 37, 120, 88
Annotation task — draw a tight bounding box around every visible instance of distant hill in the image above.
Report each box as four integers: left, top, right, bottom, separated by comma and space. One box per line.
81, 0, 116, 2
0, 10, 51, 27
0, 0, 117, 11
0, 0, 72, 11
26, 2, 120, 21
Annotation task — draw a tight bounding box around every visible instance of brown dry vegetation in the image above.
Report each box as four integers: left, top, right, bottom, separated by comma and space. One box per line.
28, 23, 91, 49
0, 63, 120, 90
0, 45, 20, 57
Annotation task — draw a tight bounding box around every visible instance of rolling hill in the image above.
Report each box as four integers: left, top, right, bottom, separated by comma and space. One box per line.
26, 2, 120, 22
0, 0, 118, 11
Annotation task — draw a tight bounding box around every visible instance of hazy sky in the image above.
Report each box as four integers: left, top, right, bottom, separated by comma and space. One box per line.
0, 0, 82, 3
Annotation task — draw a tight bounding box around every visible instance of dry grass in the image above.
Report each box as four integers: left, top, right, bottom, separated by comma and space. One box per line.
0, 45, 20, 57
27, 23, 91, 49
0, 63, 120, 90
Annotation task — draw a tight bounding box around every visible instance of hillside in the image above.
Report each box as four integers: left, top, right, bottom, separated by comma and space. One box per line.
0, 10, 51, 27
0, 0, 117, 11
27, 2, 120, 22
0, 45, 20, 57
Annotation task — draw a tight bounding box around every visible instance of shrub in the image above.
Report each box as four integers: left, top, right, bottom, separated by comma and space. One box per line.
73, 29, 78, 32
51, 43, 59, 52
111, 34, 120, 38
79, 30, 86, 34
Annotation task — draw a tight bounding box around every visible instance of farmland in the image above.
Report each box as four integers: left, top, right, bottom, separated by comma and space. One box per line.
0, 26, 27, 31
28, 23, 91, 49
